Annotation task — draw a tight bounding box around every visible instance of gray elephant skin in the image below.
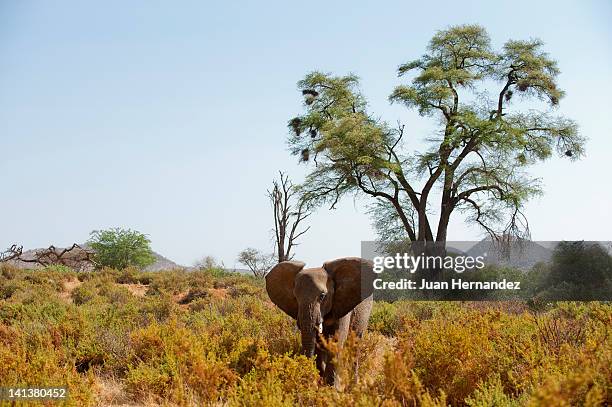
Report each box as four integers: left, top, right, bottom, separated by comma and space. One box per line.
265, 257, 374, 385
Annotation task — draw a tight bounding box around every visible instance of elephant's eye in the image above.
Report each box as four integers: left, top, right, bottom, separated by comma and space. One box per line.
318, 292, 327, 302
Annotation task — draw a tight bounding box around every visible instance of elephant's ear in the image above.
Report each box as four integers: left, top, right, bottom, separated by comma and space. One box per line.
324, 257, 374, 319
265, 261, 305, 319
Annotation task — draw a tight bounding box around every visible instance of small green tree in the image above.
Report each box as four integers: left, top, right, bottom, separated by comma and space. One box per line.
289, 25, 585, 249
88, 228, 156, 270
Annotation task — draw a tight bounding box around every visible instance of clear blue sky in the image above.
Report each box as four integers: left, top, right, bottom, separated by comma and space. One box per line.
1, 1, 611, 268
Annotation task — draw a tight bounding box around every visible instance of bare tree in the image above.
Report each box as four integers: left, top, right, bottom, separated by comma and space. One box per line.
237, 248, 275, 278
0, 245, 23, 263
1, 243, 96, 271
268, 171, 311, 263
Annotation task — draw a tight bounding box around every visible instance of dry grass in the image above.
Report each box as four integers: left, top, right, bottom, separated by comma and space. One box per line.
1, 266, 610, 406
96, 375, 143, 407
58, 277, 83, 302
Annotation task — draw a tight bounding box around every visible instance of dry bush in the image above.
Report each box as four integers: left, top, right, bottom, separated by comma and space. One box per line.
146, 269, 190, 295
1, 267, 610, 406
227, 351, 323, 406
386, 314, 501, 404
0, 262, 19, 279
179, 286, 209, 304
126, 320, 238, 404
465, 300, 529, 315
0, 321, 97, 406
534, 315, 588, 353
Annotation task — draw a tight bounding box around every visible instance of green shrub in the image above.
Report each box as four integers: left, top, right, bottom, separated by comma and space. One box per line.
99, 283, 133, 305
115, 267, 140, 284
0, 280, 25, 299
147, 270, 189, 295
72, 285, 97, 305
369, 301, 400, 336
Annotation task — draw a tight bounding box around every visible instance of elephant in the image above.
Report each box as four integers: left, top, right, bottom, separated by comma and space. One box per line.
265, 257, 374, 386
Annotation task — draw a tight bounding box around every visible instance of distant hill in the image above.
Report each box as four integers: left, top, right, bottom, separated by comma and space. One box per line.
145, 251, 182, 271
466, 239, 553, 270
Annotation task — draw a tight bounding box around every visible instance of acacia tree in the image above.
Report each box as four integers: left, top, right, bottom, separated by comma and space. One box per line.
268, 171, 311, 263
288, 25, 584, 250
87, 228, 155, 270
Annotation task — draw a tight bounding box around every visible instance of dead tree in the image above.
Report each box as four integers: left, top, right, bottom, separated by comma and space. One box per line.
1, 243, 97, 271
0, 245, 23, 263
268, 171, 311, 263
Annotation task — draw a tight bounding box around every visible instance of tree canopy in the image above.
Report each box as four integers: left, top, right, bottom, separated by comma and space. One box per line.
289, 24, 584, 245
87, 228, 156, 270
546, 241, 612, 289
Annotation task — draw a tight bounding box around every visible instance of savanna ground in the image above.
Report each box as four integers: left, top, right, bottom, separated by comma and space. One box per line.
0, 264, 610, 406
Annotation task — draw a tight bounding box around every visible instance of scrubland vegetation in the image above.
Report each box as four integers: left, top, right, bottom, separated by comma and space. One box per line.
1, 263, 610, 406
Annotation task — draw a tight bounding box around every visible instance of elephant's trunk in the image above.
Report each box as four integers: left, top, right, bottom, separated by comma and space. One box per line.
299, 305, 321, 358
301, 328, 317, 358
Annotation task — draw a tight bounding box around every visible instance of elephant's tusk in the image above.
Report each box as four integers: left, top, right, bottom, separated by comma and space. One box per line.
318, 322, 323, 334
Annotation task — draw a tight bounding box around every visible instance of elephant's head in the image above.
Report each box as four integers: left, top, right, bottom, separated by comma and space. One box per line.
265, 257, 373, 357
